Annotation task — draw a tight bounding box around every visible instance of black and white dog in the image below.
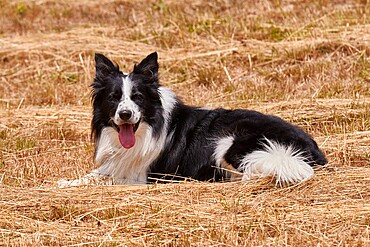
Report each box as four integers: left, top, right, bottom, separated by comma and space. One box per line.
58, 52, 327, 187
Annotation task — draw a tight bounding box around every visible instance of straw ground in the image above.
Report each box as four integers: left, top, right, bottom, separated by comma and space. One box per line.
1, 0, 370, 245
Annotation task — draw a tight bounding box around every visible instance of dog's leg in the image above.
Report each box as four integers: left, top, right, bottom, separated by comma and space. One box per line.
57, 172, 114, 188
213, 136, 243, 181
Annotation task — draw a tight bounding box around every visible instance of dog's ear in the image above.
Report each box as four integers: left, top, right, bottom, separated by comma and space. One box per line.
95, 53, 118, 78
133, 52, 158, 79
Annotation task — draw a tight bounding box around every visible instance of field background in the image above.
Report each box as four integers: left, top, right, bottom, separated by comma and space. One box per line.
1, 0, 370, 246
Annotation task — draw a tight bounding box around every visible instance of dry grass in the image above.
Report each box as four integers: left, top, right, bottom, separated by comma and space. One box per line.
0, 0, 370, 246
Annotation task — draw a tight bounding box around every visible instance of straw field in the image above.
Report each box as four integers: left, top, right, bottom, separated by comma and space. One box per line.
1, 0, 370, 246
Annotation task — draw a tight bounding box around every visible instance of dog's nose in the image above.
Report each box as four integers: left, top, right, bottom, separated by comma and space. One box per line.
119, 110, 132, 121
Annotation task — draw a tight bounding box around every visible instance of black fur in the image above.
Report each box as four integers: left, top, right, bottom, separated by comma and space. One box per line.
149, 106, 327, 181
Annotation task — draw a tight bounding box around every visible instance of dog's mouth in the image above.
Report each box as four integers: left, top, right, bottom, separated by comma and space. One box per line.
118, 121, 140, 149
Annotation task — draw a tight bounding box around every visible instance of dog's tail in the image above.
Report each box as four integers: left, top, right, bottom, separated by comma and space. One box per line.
240, 138, 315, 185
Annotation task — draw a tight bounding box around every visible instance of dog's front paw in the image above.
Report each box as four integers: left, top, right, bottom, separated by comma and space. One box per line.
56, 178, 77, 188
56, 178, 89, 188
56, 173, 115, 188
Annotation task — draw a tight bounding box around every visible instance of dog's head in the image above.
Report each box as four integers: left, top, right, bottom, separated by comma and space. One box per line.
91, 52, 163, 149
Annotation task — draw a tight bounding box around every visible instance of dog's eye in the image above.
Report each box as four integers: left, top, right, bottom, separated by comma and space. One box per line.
131, 93, 144, 102
108, 92, 121, 101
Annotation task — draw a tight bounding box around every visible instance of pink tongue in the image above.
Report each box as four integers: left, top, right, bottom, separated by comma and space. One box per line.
118, 124, 136, 149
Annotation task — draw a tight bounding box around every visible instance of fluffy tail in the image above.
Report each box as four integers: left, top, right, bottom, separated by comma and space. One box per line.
240, 138, 314, 185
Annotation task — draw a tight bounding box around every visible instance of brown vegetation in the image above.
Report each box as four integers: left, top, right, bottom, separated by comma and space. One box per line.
1, 0, 369, 245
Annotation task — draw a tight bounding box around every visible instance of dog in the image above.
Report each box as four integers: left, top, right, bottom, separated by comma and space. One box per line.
57, 52, 327, 188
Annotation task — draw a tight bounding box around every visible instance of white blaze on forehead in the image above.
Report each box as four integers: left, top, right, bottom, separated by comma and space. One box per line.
121, 76, 133, 100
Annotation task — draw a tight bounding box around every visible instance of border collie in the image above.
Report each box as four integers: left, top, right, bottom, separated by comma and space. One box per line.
58, 52, 327, 187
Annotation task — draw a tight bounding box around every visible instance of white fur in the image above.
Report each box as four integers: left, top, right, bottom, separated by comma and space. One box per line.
240, 138, 314, 185
213, 136, 234, 169
93, 124, 160, 183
